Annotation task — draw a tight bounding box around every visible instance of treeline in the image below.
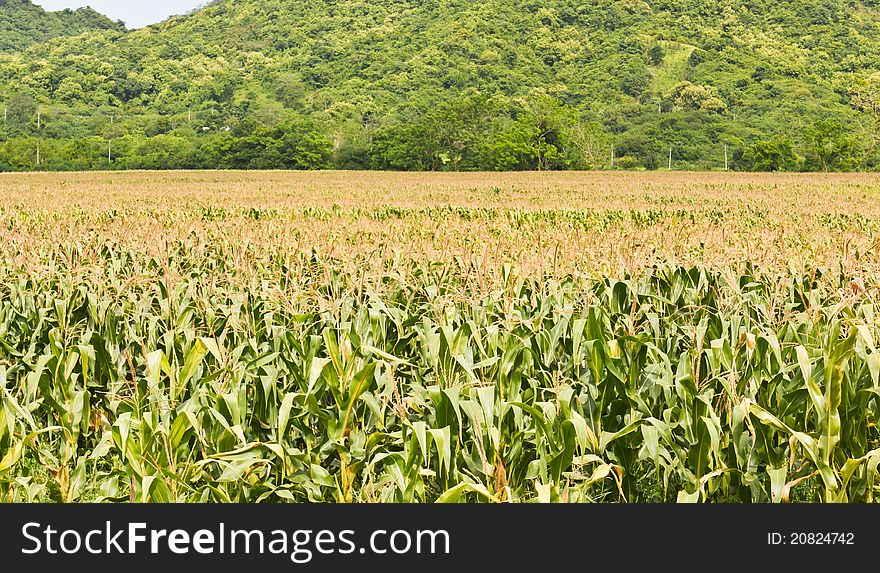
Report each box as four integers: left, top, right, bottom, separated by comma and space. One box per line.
1, 90, 877, 172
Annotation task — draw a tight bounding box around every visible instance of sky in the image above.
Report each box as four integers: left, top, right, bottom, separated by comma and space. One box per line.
33, 1, 208, 29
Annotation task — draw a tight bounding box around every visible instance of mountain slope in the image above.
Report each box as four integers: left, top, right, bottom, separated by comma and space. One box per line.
0, 0, 124, 52
0, 0, 878, 171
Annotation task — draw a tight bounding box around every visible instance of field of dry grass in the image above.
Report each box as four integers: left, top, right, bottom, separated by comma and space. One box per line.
2, 170, 880, 283
2, 170, 877, 211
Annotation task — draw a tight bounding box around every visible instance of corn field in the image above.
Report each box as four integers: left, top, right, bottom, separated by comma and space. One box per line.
1, 171, 879, 503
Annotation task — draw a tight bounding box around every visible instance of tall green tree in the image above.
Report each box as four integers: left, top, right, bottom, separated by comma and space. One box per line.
804, 120, 862, 171
743, 135, 799, 172
483, 95, 573, 171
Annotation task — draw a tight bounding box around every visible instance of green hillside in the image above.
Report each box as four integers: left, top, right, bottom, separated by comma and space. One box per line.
0, 0, 879, 171
0, 0, 124, 52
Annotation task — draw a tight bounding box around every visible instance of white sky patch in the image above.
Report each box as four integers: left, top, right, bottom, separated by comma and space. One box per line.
32, 1, 208, 28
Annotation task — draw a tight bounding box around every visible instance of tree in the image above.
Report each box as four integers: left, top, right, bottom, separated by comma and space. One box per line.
667, 82, 727, 114
566, 120, 611, 169
204, 119, 332, 170
804, 119, 861, 171
648, 45, 665, 66
206, 127, 284, 169
687, 49, 706, 68
371, 93, 502, 171
848, 77, 880, 114
276, 119, 333, 170
619, 62, 650, 99
847, 79, 879, 165
482, 95, 572, 171
743, 135, 798, 171
123, 134, 199, 170
5, 92, 38, 134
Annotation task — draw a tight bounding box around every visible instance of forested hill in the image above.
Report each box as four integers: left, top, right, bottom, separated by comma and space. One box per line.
1, 0, 879, 172
0, 0, 123, 52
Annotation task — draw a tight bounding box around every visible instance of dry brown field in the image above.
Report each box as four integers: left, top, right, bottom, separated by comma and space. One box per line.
2, 170, 879, 283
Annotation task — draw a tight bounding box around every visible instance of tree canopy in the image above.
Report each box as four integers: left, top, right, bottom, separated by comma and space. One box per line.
0, 0, 124, 52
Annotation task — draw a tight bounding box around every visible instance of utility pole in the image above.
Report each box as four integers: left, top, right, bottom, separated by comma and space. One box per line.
610, 144, 615, 170
37, 111, 41, 130
724, 144, 729, 171
188, 108, 192, 124
668, 146, 673, 170
36, 142, 40, 167
108, 139, 112, 164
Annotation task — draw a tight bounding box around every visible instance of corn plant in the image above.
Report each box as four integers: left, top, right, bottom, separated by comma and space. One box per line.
1, 232, 878, 503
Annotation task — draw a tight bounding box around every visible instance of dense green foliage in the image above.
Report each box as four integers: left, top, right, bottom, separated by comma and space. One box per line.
1, 0, 879, 171
0, 0, 123, 52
